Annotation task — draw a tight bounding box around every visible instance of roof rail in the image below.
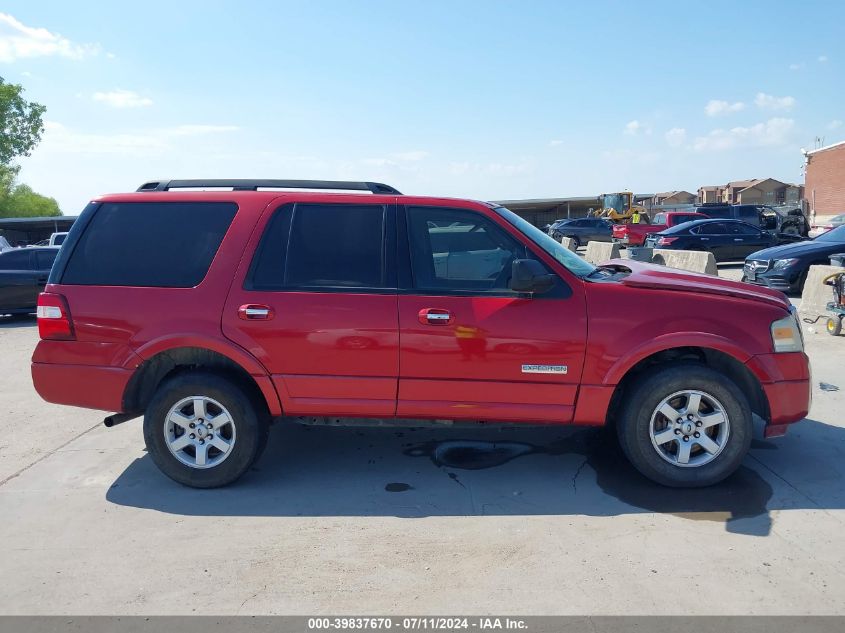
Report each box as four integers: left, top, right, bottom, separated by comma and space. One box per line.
136, 179, 401, 194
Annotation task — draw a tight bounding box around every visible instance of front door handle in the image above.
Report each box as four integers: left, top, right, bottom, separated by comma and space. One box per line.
238, 304, 274, 321
733, 238, 744, 242
418, 308, 453, 326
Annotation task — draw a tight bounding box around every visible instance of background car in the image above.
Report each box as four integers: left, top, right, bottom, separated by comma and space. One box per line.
551, 217, 613, 246
743, 224, 845, 292
0, 246, 60, 315
645, 218, 777, 262
808, 213, 845, 239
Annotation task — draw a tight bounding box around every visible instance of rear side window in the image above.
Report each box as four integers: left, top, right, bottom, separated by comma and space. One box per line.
61, 202, 236, 287
35, 250, 58, 270
702, 207, 730, 219
250, 203, 391, 290
737, 206, 759, 222
0, 250, 32, 270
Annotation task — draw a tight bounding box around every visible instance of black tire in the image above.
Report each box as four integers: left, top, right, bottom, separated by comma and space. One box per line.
827, 317, 843, 337
143, 371, 270, 488
569, 236, 581, 248
616, 363, 752, 488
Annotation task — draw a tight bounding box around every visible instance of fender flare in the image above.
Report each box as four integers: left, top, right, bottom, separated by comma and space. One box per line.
603, 332, 753, 386
125, 334, 282, 416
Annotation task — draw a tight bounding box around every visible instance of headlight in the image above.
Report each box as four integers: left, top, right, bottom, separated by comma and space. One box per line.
771, 311, 804, 353
772, 258, 799, 270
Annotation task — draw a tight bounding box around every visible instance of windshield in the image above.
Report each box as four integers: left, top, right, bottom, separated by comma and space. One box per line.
603, 194, 628, 213
816, 224, 845, 243
494, 206, 597, 277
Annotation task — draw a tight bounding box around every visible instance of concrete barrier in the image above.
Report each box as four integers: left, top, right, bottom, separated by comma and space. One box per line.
559, 236, 577, 252
799, 264, 845, 317
650, 249, 718, 276
584, 241, 621, 264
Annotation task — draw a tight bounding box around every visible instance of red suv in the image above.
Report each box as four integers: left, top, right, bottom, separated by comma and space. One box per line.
32, 179, 811, 488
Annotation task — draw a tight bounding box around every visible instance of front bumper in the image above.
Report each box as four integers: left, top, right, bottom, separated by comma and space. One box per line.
745, 352, 811, 428
742, 265, 803, 292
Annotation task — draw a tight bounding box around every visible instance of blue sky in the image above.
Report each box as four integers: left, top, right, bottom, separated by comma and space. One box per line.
2, 0, 843, 213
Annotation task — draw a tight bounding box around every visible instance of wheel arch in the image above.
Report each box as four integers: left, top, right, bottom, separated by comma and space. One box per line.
606, 345, 769, 429
122, 345, 282, 417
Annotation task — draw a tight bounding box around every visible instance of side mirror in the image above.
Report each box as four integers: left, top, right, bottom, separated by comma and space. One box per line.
509, 259, 556, 294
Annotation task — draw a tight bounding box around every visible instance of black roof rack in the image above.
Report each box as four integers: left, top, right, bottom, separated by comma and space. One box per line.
136, 179, 401, 194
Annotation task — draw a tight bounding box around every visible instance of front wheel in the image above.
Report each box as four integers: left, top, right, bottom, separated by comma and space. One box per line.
616, 364, 752, 487
143, 371, 269, 488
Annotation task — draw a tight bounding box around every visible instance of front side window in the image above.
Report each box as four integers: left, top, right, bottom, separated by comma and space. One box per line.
698, 222, 728, 235
250, 203, 390, 290
407, 206, 525, 292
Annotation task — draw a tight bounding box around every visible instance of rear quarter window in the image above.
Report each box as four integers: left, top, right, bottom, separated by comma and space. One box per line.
60, 202, 237, 287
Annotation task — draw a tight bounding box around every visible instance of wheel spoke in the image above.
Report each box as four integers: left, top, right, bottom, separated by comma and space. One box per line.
676, 441, 692, 465
168, 411, 193, 430
194, 442, 209, 466
209, 434, 232, 454
208, 410, 232, 430
658, 403, 680, 422
700, 411, 726, 429
696, 434, 720, 454
193, 398, 207, 420
685, 393, 702, 416
169, 434, 192, 452
653, 428, 677, 446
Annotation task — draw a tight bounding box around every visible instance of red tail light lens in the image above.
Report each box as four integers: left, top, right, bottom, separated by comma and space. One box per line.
37, 293, 75, 340
657, 237, 678, 246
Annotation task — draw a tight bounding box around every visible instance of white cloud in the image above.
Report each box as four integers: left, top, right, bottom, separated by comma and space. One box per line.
754, 92, 796, 111
693, 117, 794, 152
829, 120, 843, 130
361, 150, 430, 168
665, 127, 686, 147
0, 12, 99, 63
818, 55, 828, 63
789, 63, 803, 71
624, 120, 651, 136
92, 89, 153, 109
38, 120, 239, 155
705, 99, 745, 116
549, 140, 564, 147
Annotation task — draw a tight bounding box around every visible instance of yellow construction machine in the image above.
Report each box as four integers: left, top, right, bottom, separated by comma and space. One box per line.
592, 192, 648, 223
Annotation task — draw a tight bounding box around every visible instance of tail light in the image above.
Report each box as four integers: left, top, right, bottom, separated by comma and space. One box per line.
657, 237, 678, 246
37, 293, 75, 340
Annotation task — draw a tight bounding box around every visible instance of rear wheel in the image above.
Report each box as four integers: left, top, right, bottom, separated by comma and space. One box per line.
143, 371, 269, 488
616, 364, 752, 487
569, 236, 581, 248
827, 317, 843, 337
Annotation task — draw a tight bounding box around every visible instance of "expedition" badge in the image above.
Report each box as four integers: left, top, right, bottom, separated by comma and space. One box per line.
521, 364, 568, 374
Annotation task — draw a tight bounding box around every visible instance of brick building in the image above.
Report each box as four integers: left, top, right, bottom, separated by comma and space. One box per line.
804, 140, 845, 218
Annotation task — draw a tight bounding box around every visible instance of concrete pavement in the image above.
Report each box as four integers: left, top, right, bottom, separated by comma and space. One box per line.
1, 315, 844, 615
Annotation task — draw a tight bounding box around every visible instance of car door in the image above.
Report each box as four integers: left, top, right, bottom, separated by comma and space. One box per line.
695, 222, 730, 260
396, 202, 588, 423
222, 199, 399, 417
729, 223, 771, 259
0, 249, 37, 311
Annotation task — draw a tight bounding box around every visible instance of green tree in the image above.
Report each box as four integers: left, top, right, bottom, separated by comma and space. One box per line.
0, 77, 46, 165
0, 181, 61, 218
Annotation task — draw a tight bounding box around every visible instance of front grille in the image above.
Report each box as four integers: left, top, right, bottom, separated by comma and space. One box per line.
745, 259, 771, 274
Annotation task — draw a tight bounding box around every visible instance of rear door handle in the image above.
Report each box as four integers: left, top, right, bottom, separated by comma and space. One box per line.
733, 239, 744, 242
418, 308, 453, 326
238, 304, 274, 321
